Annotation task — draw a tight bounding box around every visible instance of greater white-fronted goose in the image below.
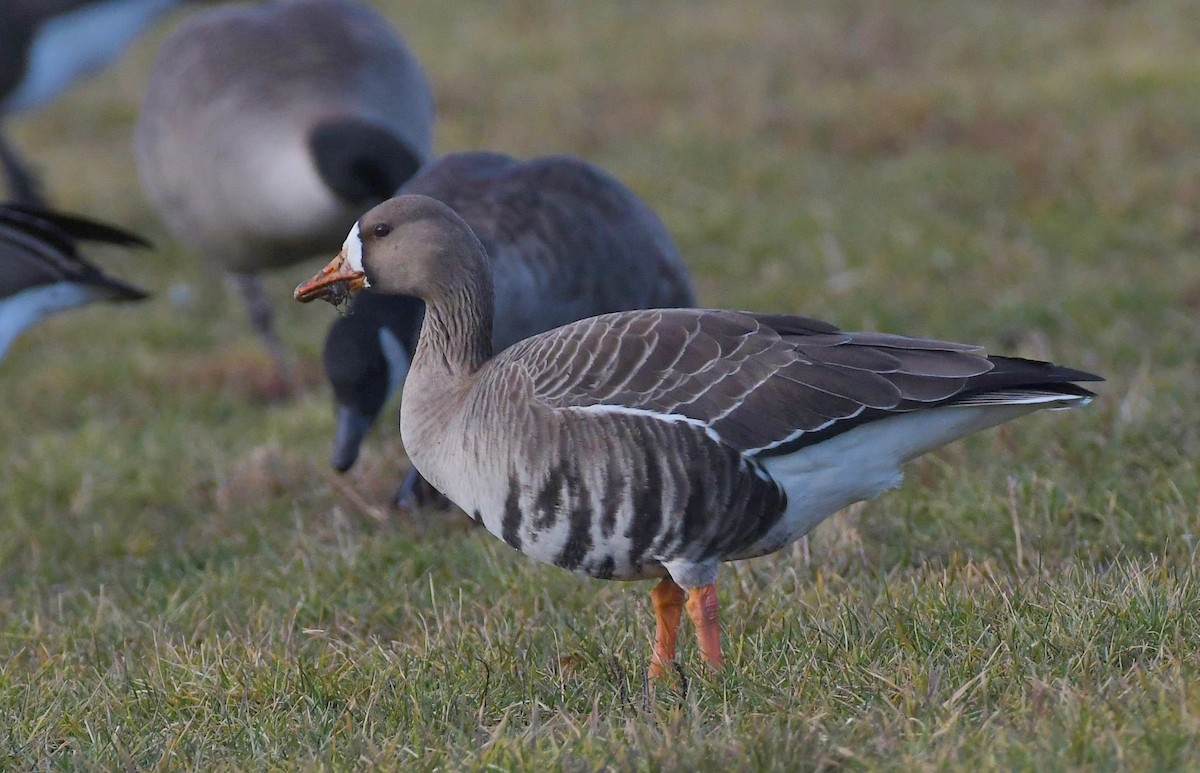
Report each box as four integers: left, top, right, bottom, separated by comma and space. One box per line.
134, 0, 434, 390
321, 151, 696, 506
0, 0, 205, 204
0, 202, 148, 360
296, 195, 1102, 675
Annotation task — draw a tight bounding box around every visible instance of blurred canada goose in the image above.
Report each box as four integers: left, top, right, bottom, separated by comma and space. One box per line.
321, 151, 696, 506
134, 0, 434, 391
0, 0, 206, 204
0, 202, 148, 360
297, 195, 1102, 675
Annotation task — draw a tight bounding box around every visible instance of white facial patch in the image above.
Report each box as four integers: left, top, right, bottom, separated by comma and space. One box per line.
343, 222, 368, 286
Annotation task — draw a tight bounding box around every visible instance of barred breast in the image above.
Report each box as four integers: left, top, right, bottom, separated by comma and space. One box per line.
449, 408, 787, 582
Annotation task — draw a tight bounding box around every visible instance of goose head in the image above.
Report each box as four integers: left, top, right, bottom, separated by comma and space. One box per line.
294, 194, 489, 307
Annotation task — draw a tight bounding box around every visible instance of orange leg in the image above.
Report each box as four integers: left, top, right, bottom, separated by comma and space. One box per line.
685, 583, 723, 671
648, 577, 686, 678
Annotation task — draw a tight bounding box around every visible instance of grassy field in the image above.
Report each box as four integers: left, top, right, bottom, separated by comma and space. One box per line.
2, 0, 1199, 768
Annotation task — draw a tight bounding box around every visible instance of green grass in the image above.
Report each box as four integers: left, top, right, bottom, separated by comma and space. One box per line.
3, 0, 1199, 768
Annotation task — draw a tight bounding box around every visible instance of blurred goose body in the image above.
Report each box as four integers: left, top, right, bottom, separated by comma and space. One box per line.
0, 203, 148, 360
322, 151, 696, 499
297, 195, 1102, 675
0, 0, 200, 203
134, 0, 434, 388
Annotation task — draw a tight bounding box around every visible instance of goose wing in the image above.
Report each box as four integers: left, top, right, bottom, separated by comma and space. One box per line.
500, 308, 1095, 457
0, 204, 148, 299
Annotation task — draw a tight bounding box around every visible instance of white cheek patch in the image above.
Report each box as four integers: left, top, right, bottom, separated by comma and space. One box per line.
343, 222, 368, 287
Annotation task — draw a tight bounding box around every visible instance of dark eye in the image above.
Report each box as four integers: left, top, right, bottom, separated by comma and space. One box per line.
372, 223, 392, 238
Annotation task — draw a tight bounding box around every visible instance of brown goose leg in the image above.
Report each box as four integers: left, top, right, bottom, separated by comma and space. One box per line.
648, 577, 685, 678
685, 583, 723, 671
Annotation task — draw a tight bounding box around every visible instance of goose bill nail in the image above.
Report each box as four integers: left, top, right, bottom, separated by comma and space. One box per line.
294, 252, 367, 304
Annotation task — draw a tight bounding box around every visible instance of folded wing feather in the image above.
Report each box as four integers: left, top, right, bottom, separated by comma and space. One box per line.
495, 308, 1032, 457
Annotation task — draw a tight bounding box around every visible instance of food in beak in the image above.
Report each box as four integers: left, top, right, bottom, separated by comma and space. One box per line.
294, 250, 367, 309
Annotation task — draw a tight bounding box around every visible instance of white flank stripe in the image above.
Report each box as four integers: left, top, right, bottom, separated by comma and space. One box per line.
951, 390, 1093, 408
745, 404, 866, 456
745, 389, 1091, 457
569, 403, 726, 446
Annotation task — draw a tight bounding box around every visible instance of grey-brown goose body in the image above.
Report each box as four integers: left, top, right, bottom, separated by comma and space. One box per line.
305, 196, 1101, 592
323, 151, 696, 475
411, 307, 1098, 586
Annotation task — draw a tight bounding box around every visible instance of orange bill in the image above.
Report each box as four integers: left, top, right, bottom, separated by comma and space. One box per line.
294, 249, 367, 304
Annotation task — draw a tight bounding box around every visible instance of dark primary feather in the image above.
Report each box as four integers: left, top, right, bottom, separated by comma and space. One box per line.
499, 308, 1102, 457
2, 203, 150, 248
0, 204, 149, 300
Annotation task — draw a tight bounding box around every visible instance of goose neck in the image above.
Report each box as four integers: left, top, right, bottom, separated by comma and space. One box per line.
412, 274, 494, 380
